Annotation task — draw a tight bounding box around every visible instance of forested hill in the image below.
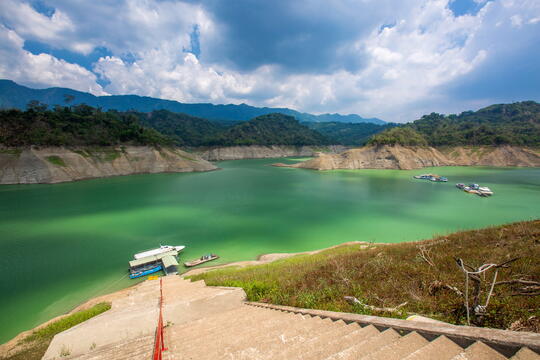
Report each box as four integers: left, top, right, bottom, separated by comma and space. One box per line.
306, 122, 396, 146
205, 113, 331, 146
0, 79, 384, 124
0, 105, 332, 147
0, 103, 171, 146
369, 101, 540, 146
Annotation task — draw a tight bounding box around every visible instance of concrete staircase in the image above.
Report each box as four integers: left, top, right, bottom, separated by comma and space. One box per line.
43, 277, 540, 360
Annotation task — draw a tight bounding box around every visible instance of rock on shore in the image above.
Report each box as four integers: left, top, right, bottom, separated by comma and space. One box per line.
278, 145, 540, 170
0, 146, 216, 184
195, 145, 347, 161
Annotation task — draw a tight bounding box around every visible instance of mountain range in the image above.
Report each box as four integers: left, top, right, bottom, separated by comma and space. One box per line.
0, 80, 384, 125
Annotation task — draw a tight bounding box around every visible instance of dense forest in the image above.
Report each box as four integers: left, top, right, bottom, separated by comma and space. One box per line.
204, 113, 331, 146
0, 103, 332, 147
369, 101, 540, 146
134, 110, 224, 146
0, 102, 171, 146
3, 100, 538, 148
306, 122, 396, 146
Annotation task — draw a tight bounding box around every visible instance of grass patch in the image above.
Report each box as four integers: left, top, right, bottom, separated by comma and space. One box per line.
72, 149, 90, 158
3, 302, 111, 360
0, 149, 22, 156
45, 156, 66, 167
83, 148, 122, 162
190, 221, 540, 331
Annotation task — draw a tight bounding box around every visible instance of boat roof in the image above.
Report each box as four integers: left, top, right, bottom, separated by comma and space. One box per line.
162, 255, 179, 268
129, 250, 178, 267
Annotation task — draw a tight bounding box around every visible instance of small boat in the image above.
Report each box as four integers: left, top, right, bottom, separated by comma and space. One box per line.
456, 183, 465, 189
129, 264, 162, 279
184, 254, 219, 267
478, 186, 494, 196
431, 176, 448, 182
413, 174, 434, 180
134, 245, 185, 260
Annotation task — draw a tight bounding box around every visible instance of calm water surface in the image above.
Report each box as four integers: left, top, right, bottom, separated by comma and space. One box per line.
1, 158, 539, 342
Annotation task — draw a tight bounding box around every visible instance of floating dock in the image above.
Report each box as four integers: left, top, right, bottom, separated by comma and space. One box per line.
129, 250, 180, 276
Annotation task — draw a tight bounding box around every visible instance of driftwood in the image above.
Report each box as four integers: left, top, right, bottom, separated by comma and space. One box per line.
454, 257, 525, 326
344, 296, 408, 313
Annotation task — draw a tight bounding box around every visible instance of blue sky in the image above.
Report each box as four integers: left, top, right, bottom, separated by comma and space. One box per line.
0, 0, 539, 122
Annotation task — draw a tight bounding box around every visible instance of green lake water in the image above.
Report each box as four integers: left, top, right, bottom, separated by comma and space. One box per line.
1, 158, 539, 342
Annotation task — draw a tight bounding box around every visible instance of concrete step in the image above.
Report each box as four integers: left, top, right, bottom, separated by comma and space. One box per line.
167, 305, 287, 340
511, 348, 540, 360
402, 335, 463, 360
163, 288, 246, 328
176, 311, 316, 358
167, 308, 299, 355
358, 331, 429, 360
298, 324, 381, 360
63, 334, 154, 360
450, 342, 506, 360
225, 318, 354, 360
324, 328, 402, 360
276, 320, 358, 359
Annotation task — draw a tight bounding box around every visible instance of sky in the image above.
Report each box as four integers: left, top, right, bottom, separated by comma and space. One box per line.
0, 0, 539, 122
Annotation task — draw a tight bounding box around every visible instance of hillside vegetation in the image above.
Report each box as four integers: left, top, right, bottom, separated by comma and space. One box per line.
306, 122, 396, 146
190, 220, 540, 331
206, 113, 331, 146
0, 103, 332, 147
2, 302, 110, 360
135, 110, 224, 146
0, 103, 170, 147
369, 101, 540, 146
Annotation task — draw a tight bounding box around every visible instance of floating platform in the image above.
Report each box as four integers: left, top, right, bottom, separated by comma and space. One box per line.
129, 250, 180, 277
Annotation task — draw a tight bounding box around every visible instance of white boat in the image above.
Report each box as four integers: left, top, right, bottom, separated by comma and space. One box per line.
478, 187, 494, 196
134, 245, 185, 260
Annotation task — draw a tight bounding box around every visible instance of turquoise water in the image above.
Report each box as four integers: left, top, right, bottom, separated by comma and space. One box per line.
0, 158, 539, 342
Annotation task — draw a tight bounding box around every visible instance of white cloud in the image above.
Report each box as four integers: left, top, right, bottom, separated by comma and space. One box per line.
0, 25, 105, 94
0, 0, 538, 122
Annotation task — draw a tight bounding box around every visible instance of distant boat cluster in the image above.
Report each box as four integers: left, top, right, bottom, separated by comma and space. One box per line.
456, 183, 494, 197
413, 174, 448, 182
414, 175, 494, 197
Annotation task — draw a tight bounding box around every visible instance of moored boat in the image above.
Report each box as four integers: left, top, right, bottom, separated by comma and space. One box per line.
129, 264, 162, 279
184, 254, 219, 267
134, 245, 185, 260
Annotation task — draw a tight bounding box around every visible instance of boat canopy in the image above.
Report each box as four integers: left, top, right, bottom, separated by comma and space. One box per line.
129, 250, 178, 268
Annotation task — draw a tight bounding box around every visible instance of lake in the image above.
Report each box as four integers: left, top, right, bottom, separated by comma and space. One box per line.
1, 158, 539, 343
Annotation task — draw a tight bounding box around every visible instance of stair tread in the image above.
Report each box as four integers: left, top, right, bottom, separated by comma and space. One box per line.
511, 348, 540, 360
358, 331, 429, 360
324, 328, 402, 360
402, 335, 463, 360
299, 325, 381, 360
450, 342, 506, 360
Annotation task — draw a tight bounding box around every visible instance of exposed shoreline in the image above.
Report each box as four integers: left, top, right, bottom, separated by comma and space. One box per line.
275, 145, 540, 170
0, 146, 217, 185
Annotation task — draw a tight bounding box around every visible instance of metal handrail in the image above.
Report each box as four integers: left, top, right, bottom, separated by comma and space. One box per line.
153, 278, 167, 360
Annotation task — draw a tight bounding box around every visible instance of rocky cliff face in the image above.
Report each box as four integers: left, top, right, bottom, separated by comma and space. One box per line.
195, 145, 346, 161
278, 145, 540, 170
0, 146, 216, 184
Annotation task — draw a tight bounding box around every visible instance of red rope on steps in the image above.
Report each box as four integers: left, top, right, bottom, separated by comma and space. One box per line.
153, 278, 167, 360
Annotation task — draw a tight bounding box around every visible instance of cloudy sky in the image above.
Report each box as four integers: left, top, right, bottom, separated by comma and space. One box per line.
0, 0, 539, 122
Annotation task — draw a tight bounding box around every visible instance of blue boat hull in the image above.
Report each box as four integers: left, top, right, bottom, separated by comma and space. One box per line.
129, 265, 162, 279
